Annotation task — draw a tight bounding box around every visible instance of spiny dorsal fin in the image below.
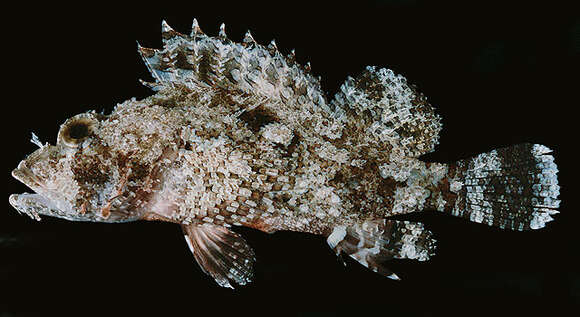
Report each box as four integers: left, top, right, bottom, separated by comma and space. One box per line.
137, 19, 330, 118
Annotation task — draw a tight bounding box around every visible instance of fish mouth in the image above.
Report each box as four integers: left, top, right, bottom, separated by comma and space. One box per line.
11, 160, 140, 223
10, 161, 61, 221
9, 193, 55, 221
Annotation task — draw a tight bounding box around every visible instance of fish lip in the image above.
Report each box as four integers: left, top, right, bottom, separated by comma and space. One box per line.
12, 161, 43, 190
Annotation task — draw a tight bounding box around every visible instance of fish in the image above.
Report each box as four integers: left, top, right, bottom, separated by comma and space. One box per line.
9, 19, 561, 288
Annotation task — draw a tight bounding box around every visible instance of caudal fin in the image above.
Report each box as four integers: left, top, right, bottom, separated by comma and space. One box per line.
444, 143, 560, 230
327, 220, 436, 279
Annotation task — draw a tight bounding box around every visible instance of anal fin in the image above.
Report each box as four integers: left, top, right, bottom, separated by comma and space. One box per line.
327, 220, 436, 280
182, 223, 256, 288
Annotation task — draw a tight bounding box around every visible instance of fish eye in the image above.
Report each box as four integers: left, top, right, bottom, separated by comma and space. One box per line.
57, 114, 97, 147
67, 122, 90, 140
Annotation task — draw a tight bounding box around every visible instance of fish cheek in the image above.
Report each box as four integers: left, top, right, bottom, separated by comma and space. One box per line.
70, 151, 110, 212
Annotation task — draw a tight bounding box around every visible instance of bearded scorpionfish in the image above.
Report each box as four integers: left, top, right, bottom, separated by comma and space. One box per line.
9, 19, 560, 288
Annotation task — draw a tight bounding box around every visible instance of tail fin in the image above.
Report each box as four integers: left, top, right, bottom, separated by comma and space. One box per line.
327, 220, 436, 280
444, 143, 560, 230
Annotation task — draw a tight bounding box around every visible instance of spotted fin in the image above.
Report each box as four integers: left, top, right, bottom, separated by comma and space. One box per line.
443, 143, 560, 230
138, 19, 329, 113
326, 220, 436, 280
182, 223, 256, 288
332, 66, 442, 157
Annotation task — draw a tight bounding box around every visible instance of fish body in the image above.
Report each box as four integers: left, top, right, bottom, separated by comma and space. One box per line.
9, 20, 560, 288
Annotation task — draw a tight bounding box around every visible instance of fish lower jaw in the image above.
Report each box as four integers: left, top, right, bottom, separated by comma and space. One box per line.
9, 193, 47, 221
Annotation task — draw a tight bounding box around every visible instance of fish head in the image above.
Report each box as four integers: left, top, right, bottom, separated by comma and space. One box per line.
10, 111, 152, 223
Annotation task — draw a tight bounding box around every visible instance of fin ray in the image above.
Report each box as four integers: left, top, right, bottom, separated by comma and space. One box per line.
327, 220, 436, 279
138, 19, 329, 116
445, 143, 560, 230
332, 66, 442, 157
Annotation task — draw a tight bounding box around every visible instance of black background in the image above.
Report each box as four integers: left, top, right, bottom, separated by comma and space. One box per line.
3, 1, 578, 316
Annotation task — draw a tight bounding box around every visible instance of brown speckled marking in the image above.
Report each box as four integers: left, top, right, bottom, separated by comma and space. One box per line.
71, 154, 109, 186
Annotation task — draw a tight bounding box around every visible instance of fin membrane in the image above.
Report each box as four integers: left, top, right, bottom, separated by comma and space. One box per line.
182, 223, 256, 288
332, 66, 442, 157
327, 220, 436, 280
138, 20, 329, 115
446, 143, 560, 230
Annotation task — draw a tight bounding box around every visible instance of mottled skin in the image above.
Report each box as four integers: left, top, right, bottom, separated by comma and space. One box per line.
10, 84, 446, 234
10, 20, 559, 288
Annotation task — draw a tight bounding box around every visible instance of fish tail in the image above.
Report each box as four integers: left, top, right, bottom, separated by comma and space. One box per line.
441, 143, 560, 230
326, 219, 436, 279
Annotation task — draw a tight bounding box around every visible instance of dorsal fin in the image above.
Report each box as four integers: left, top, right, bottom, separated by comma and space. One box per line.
137, 19, 329, 116
332, 66, 442, 158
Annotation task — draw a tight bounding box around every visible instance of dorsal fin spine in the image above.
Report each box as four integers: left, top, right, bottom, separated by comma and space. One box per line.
161, 20, 173, 33
137, 18, 331, 122
191, 18, 203, 37
243, 30, 256, 46
287, 49, 296, 65
137, 41, 163, 84
268, 39, 278, 55
218, 23, 227, 40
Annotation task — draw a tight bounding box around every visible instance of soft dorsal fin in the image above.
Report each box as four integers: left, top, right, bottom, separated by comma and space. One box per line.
327, 219, 436, 280
182, 223, 256, 288
332, 66, 442, 158
138, 19, 329, 114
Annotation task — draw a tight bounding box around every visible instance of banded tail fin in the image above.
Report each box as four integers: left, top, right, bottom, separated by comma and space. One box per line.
444, 143, 560, 230
327, 220, 436, 280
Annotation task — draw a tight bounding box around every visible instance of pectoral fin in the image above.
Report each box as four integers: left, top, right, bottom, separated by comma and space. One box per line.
182, 223, 256, 288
